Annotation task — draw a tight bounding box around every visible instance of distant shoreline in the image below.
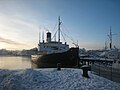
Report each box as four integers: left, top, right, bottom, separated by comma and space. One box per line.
0, 55, 31, 57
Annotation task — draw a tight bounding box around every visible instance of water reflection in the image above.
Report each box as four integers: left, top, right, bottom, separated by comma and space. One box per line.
0, 56, 31, 69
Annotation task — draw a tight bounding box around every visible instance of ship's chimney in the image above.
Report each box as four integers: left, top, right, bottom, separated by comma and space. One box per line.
46, 32, 51, 42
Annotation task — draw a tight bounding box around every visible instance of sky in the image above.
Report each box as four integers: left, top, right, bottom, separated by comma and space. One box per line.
0, 0, 120, 50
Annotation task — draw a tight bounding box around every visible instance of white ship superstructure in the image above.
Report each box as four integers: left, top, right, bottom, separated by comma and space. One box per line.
38, 16, 69, 54
38, 32, 69, 54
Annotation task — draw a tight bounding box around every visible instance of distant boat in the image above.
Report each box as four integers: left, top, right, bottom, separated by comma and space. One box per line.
79, 27, 120, 69
99, 49, 120, 69
94, 27, 120, 69
31, 17, 79, 68
100, 27, 120, 68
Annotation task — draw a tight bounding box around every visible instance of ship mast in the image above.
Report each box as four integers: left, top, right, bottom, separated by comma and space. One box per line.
108, 26, 112, 50
58, 16, 61, 42
110, 26, 112, 50
39, 32, 40, 44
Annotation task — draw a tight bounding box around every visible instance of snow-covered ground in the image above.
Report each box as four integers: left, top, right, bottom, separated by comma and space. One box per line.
0, 68, 120, 90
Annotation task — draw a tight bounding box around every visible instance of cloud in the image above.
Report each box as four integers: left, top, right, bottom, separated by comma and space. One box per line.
0, 36, 27, 46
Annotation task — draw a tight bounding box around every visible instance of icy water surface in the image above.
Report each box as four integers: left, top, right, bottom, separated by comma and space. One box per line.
0, 56, 31, 69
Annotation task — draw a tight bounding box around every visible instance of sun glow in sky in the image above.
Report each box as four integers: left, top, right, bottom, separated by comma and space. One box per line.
0, 0, 120, 50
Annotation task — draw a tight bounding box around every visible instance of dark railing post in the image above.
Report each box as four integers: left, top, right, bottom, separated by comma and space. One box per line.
57, 63, 61, 70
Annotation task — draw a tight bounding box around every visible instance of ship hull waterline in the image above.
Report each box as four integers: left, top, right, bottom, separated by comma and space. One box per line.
31, 48, 80, 68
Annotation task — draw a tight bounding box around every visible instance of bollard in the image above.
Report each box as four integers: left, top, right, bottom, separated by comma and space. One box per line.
81, 65, 91, 78
57, 63, 61, 70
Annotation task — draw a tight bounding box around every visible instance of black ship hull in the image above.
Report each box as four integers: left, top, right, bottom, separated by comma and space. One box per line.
31, 48, 79, 68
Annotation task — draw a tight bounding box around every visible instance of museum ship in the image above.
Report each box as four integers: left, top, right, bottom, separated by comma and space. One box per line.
31, 17, 79, 68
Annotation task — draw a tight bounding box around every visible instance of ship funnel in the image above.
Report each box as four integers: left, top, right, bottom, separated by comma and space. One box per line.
46, 32, 51, 42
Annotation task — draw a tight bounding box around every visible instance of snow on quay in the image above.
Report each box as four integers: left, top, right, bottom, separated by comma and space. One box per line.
0, 68, 120, 90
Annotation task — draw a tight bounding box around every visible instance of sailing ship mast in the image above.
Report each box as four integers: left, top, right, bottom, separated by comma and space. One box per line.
58, 16, 61, 42
109, 26, 112, 50
107, 26, 112, 50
